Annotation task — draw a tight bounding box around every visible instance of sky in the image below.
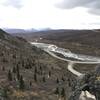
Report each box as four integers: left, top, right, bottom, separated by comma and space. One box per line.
0, 0, 100, 29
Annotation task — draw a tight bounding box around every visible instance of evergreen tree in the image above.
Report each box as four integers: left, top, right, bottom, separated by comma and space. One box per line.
19, 75, 25, 90
49, 71, 51, 77
62, 76, 65, 82
34, 67, 37, 73
34, 73, 37, 82
54, 87, 59, 95
1, 88, 7, 98
56, 78, 59, 84
43, 76, 46, 82
16, 65, 20, 80
16, 64, 19, 73
40, 66, 42, 71
29, 81, 32, 87
29, 63, 32, 69
17, 70, 20, 80
12, 66, 16, 73
8, 70, 12, 81
22, 60, 24, 68
2, 66, 5, 71
61, 88, 66, 98
12, 54, 16, 59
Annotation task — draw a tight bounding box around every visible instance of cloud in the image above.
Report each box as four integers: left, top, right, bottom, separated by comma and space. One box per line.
56, 0, 100, 15
3, 0, 23, 9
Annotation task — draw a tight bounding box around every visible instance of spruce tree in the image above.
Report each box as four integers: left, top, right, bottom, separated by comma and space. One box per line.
16, 65, 20, 80
17, 70, 20, 80
34, 73, 37, 82
56, 78, 59, 84
2, 88, 7, 98
29, 81, 32, 87
54, 87, 59, 95
49, 71, 51, 77
43, 76, 46, 82
19, 75, 25, 90
62, 76, 65, 82
12, 66, 16, 73
2, 66, 5, 71
34, 67, 37, 73
40, 66, 42, 70
8, 70, 12, 81
61, 88, 66, 98
16, 64, 19, 73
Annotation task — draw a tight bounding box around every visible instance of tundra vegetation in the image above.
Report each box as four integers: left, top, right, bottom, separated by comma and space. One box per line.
0, 29, 100, 100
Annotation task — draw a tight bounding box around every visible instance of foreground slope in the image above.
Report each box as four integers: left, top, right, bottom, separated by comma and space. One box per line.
0, 29, 76, 100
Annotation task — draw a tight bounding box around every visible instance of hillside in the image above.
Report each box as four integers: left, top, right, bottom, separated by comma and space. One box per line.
15, 29, 100, 56
41, 29, 100, 48
0, 29, 77, 100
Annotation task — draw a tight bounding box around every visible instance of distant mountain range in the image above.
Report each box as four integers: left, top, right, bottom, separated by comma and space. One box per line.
3, 28, 52, 34
3, 28, 37, 34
